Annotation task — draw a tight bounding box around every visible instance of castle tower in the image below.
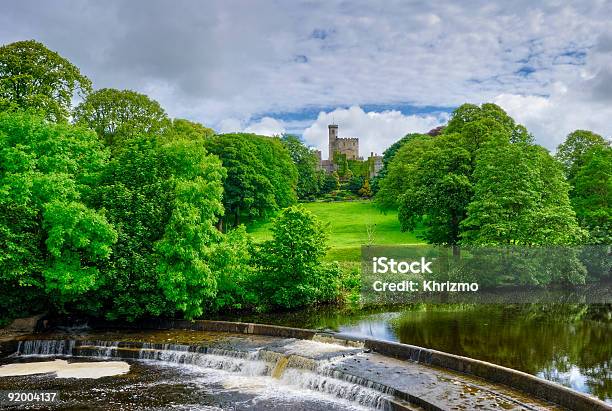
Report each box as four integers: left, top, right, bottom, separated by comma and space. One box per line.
328, 124, 338, 161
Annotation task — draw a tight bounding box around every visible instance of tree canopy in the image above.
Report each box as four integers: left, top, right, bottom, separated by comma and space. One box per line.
204, 133, 297, 227
90, 134, 226, 320
0, 112, 115, 316
254, 206, 340, 309
569, 145, 611, 243
381, 103, 583, 249
281, 134, 322, 199
374, 133, 431, 210
372, 132, 427, 194
397, 133, 473, 248
165, 118, 215, 141
73, 88, 170, 147
461, 140, 584, 245
556, 130, 609, 180
0, 40, 92, 122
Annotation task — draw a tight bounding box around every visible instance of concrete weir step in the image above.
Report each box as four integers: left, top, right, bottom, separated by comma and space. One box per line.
8, 319, 612, 411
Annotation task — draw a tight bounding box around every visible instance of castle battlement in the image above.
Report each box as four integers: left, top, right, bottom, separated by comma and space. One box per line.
328, 124, 359, 161
321, 124, 382, 178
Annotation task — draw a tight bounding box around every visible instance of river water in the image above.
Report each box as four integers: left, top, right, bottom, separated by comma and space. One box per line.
219, 303, 611, 403
0, 303, 609, 407
0, 338, 392, 410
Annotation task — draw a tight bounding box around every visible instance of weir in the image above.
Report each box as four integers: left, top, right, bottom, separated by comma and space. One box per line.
10, 338, 396, 410
1, 327, 609, 411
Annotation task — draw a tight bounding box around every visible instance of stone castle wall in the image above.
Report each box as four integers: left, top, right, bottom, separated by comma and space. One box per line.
333, 137, 359, 160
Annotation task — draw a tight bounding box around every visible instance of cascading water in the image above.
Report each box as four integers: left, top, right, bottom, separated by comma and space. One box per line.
9, 340, 397, 410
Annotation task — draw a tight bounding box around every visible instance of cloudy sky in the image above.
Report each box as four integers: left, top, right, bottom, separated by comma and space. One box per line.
1, 0, 611, 157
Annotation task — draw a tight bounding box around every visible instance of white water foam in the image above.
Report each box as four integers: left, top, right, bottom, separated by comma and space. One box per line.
11, 340, 393, 410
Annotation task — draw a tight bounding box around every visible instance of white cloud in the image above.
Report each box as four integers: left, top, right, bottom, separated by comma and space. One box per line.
495, 90, 612, 151
494, 31, 612, 150
303, 106, 447, 159
243, 117, 285, 136
217, 118, 243, 134
216, 116, 285, 136
2, 1, 612, 144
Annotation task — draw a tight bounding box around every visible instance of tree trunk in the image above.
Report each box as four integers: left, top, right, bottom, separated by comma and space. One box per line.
452, 244, 460, 258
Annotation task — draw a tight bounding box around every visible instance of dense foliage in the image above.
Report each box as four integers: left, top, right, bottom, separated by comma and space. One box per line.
0, 112, 115, 317
374, 134, 431, 210
89, 136, 227, 320
461, 141, 584, 245
371, 133, 426, 194
379, 103, 586, 253
0, 40, 92, 122
254, 206, 341, 310
203, 133, 297, 228
555, 130, 609, 180
558, 134, 611, 244
73, 88, 170, 147
281, 135, 323, 200
398, 133, 473, 248
166, 118, 215, 141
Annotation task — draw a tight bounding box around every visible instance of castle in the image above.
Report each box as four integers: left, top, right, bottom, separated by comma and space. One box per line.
315, 124, 382, 178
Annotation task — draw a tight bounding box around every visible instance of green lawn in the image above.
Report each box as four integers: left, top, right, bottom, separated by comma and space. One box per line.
246, 200, 424, 261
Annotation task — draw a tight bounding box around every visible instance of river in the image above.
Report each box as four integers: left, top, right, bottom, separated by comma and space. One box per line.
218, 303, 611, 403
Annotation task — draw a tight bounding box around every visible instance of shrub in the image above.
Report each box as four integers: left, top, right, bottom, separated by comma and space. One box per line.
254, 206, 341, 310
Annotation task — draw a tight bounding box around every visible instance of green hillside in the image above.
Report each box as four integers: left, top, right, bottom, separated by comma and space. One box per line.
247, 200, 424, 261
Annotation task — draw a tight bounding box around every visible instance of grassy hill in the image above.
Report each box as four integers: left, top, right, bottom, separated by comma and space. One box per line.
246, 200, 424, 262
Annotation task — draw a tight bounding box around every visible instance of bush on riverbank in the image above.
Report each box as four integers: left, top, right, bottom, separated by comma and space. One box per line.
252, 206, 342, 310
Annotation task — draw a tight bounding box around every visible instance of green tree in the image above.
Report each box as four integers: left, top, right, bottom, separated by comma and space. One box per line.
321, 171, 340, 194
73, 88, 169, 147
92, 135, 226, 320
445, 103, 531, 144
0, 112, 115, 316
204, 133, 296, 227
375, 134, 432, 210
165, 118, 214, 141
397, 133, 473, 252
254, 206, 341, 310
556, 130, 609, 180
153, 137, 226, 318
281, 134, 321, 199
358, 178, 372, 198
390, 104, 542, 251
347, 175, 365, 194
461, 140, 584, 245
570, 146, 611, 243
371, 133, 427, 193
251, 135, 297, 209
0, 40, 92, 122
208, 226, 257, 312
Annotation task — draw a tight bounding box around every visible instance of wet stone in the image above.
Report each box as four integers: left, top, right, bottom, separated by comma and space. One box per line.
0, 330, 563, 410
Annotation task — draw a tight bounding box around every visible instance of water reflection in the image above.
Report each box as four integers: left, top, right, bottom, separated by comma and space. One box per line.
220, 303, 611, 402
